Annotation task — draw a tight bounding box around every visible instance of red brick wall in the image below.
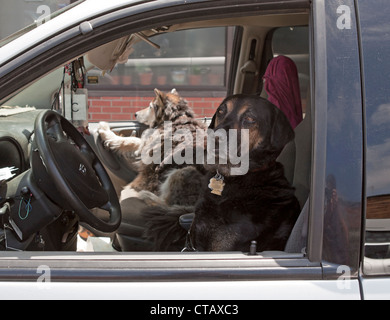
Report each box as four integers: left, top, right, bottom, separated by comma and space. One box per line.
88, 96, 223, 122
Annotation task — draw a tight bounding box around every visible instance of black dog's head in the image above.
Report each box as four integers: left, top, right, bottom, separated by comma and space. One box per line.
206, 94, 294, 176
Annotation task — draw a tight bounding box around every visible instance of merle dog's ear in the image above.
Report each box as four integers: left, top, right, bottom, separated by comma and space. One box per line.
270, 108, 295, 157
154, 88, 166, 120
154, 89, 165, 107
170, 88, 179, 96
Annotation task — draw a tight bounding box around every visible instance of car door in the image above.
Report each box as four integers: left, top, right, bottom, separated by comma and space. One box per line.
357, 0, 390, 299
0, 0, 365, 300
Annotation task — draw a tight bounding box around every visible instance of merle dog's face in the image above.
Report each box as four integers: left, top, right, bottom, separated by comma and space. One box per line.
192, 94, 295, 252
135, 88, 181, 127
205, 94, 294, 177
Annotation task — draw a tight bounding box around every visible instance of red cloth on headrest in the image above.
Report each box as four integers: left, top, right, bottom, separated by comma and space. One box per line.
263, 55, 303, 129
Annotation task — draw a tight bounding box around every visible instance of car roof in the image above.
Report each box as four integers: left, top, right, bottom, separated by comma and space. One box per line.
0, 0, 156, 65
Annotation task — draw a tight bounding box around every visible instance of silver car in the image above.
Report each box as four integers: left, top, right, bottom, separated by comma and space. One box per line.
0, 0, 389, 301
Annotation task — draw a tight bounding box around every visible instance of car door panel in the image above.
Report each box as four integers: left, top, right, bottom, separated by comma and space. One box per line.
361, 278, 390, 300
358, 0, 390, 296
0, 280, 361, 300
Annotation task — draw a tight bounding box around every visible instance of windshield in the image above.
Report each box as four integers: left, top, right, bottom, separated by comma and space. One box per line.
0, 0, 85, 47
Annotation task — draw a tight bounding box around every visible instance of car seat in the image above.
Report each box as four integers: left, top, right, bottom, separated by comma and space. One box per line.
259, 52, 312, 254
281, 89, 312, 253
113, 195, 154, 251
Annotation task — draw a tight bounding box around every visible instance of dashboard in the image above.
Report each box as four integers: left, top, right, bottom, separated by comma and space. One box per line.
0, 109, 41, 184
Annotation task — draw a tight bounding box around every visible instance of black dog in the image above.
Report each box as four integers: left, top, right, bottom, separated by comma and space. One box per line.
144, 95, 301, 252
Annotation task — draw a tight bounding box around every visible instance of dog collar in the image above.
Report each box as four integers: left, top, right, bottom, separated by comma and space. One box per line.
208, 171, 225, 196
250, 161, 277, 173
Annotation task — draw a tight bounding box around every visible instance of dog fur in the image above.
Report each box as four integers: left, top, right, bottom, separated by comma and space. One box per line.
143, 95, 301, 252
98, 89, 207, 202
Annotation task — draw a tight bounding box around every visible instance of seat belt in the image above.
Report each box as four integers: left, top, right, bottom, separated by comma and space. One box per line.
241, 39, 259, 94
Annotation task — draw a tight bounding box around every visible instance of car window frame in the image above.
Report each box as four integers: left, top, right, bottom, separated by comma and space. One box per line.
315, 0, 364, 276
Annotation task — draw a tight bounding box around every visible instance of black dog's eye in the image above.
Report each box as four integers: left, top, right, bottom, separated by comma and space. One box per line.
217, 104, 227, 116
243, 116, 256, 125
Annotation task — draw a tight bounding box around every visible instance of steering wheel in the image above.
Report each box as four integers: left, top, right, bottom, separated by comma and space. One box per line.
34, 110, 121, 232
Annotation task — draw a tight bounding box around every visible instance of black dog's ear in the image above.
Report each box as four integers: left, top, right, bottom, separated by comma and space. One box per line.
209, 113, 217, 129
270, 108, 295, 156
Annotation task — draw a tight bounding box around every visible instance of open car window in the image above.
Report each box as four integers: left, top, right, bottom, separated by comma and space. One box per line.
0, 0, 317, 280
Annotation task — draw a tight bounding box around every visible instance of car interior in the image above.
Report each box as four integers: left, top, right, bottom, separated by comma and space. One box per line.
0, 10, 312, 255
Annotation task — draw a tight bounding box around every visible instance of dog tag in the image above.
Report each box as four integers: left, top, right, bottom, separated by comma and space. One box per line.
209, 172, 225, 196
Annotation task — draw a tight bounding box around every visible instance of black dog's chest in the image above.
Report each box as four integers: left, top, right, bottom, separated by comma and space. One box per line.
204, 182, 263, 216
201, 170, 295, 221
